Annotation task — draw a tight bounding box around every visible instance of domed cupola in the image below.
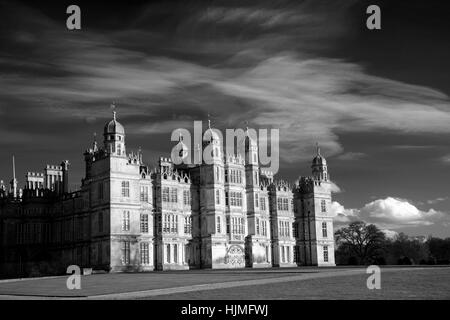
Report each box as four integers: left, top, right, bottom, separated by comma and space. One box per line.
202, 119, 222, 163
203, 120, 220, 144
104, 111, 125, 135
172, 132, 189, 164
311, 143, 328, 181
103, 110, 126, 157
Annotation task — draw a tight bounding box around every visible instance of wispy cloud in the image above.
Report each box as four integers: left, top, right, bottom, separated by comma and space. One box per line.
441, 154, 450, 164
336, 152, 367, 161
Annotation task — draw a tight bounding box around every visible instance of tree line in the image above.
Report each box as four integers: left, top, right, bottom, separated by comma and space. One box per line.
334, 221, 450, 265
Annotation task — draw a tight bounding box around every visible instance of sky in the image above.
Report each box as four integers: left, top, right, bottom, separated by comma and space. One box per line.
0, 0, 449, 237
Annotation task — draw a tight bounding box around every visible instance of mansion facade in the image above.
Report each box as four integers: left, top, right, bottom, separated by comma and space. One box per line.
0, 113, 335, 277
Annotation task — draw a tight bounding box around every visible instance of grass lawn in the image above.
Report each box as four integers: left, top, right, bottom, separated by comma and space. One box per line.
145, 267, 450, 300
0, 266, 449, 299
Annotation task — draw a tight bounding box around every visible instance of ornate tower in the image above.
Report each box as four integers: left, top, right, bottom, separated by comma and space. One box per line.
103, 111, 126, 157
311, 143, 328, 181
199, 120, 227, 268
244, 128, 270, 267
295, 147, 335, 266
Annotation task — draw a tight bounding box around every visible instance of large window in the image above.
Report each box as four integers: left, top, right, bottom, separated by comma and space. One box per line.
279, 221, 291, 237
255, 193, 259, 207
321, 200, 327, 213
322, 222, 327, 238
260, 197, 266, 211
293, 222, 299, 238
121, 241, 130, 265
286, 246, 290, 263
162, 187, 170, 202
170, 188, 178, 203
323, 245, 329, 262
216, 189, 220, 205
174, 244, 178, 263
261, 220, 267, 236
216, 216, 221, 233
184, 216, 192, 234
122, 211, 130, 231
140, 186, 148, 202
140, 242, 150, 265
183, 190, 191, 206
140, 214, 149, 233
277, 198, 289, 211
256, 218, 260, 235
283, 198, 289, 211
228, 191, 242, 207
121, 181, 130, 197
163, 214, 178, 233
166, 244, 171, 263
231, 217, 245, 234
227, 169, 243, 184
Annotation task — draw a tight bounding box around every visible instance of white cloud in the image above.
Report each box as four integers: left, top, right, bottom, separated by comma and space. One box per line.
329, 181, 342, 193
329, 201, 358, 225
381, 229, 399, 239
330, 197, 448, 230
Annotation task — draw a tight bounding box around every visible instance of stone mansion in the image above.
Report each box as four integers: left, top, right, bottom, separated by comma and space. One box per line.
0, 112, 335, 277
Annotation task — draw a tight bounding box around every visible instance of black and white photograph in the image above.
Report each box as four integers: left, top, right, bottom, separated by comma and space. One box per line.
0, 0, 449, 308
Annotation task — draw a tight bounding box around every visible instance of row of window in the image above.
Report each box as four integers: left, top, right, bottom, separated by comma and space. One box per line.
293, 221, 328, 239
121, 181, 151, 203
123, 242, 329, 265
122, 211, 327, 239
15, 223, 51, 245
121, 181, 328, 215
